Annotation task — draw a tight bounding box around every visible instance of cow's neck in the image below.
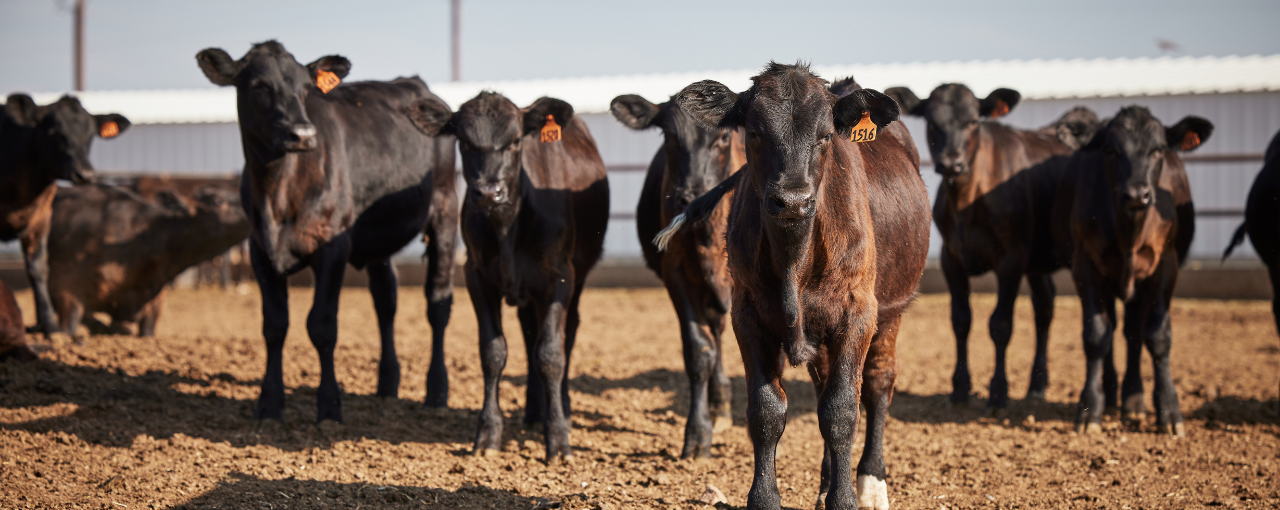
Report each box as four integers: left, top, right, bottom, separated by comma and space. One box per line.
941, 127, 997, 212
485, 171, 527, 301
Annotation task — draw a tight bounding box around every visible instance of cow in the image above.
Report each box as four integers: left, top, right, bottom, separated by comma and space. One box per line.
1053, 106, 1210, 437
882, 84, 1085, 409
0, 280, 38, 362
46, 184, 249, 337
407, 92, 609, 462
130, 174, 247, 289
608, 92, 745, 458
663, 63, 930, 510
195, 40, 458, 422
1223, 129, 1280, 397
1, 94, 129, 336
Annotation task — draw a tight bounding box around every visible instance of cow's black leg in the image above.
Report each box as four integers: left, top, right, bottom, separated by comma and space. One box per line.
423, 211, 456, 408
20, 227, 59, 336
307, 234, 351, 424
739, 311, 788, 510
1026, 272, 1055, 400
250, 240, 290, 421
857, 315, 900, 510
807, 356, 832, 507
816, 320, 870, 510
1102, 297, 1120, 411
1269, 260, 1280, 399
941, 251, 973, 406
468, 267, 507, 455
986, 261, 1024, 410
536, 277, 574, 462
367, 260, 400, 398
561, 279, 586, 421
665, 276, 717, 458
707, 307, 733, 435
1120, 293, 1148, 424
517, 304, 544, 429
1145, 258, 1184, 436
1073, 258, 1112, 433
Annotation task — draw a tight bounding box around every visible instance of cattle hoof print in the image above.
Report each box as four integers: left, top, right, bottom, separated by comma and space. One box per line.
1156, 422, 1186, 438
1074, 422, 1103, 434
857, 475, 889, 510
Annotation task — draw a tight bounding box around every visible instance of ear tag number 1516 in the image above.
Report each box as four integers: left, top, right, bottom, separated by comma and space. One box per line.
850, 112, 876, 143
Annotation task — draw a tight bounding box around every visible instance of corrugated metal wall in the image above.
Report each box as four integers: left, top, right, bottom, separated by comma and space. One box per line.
82, 92, 1280, 262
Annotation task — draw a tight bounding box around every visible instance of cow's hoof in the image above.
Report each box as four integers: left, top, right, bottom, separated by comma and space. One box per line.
1074, 422, 1102, 434
857, 474, 889, 510
1156, 422, 1186, 438
472, 447, 499, 458
1025, 390, 1046, 401
986, 406, 1007, 418
1123, 411, 1147, 425
546, 452, 573, 465
524, 421, 544, 434
712, 415, 733, 434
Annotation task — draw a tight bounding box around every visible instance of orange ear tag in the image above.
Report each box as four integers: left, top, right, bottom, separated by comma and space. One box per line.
315, 69, 341, 94
1181, 131, 1201, 151
849, 112, 876, 143
540, 114, 562, 143
99, 121, 120, 138
990, 100, 1009, 119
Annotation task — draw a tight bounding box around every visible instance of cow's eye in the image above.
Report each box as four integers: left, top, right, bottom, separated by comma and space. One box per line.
820, 132, 833, 144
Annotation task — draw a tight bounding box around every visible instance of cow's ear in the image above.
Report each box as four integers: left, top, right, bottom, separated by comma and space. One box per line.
523, 97, 574, 135
980, 88, 1020, 118
1166, 116, 1213, 151
610, 94, 662, 130
196, 48, 243, 86
308, 55, 351, 80
94, 114, 130, 139
883, 87, 925, 117
4, 94, 41, 126
674, 80, 744, 129
405, 96, 455, 136
833, 88, 900, 137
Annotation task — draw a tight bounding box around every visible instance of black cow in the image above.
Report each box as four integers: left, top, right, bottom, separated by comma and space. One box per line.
884, 84, 1085, 409
409, 92, 609, 462
609, 93, 744, 458
196, 40, 458, 422
1, 94, 129, 336
1054, 106, 1210, 436
1223, 129, 1280, 396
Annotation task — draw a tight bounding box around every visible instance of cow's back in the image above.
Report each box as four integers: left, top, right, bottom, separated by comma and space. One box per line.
860, 121, 932, 320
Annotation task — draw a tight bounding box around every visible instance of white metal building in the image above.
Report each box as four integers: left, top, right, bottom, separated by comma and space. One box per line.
17, 54, 1280, 263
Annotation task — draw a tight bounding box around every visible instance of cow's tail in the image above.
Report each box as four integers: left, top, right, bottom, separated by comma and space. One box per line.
653, 166, 743, 252
1222, 222, 1248, 261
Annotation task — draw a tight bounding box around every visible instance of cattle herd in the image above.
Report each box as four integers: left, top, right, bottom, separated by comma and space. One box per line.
0, 39, 1275, 510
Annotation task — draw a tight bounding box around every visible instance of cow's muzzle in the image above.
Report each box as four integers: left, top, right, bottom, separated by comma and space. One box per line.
280, 123, 318, 152
765, 188, 815, 221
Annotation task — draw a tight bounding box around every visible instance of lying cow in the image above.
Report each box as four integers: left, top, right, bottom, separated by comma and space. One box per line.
0, 280, 38, 362
1, 94, 129, 335
1053, 106, 1210, 437
609, 92, 745, 458
47, 184, 249, 337
884, 85, 1091, 408
409, 92, 609, 462
196, 40, 459, 421
131, 174, 247, 289
664, 63, 930, 510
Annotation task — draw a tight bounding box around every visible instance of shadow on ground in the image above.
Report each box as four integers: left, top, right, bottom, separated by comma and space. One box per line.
172, 473, 534, 509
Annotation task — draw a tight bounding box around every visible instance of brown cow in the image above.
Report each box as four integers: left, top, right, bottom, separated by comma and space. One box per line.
0, 280, 37, 362
409, 92, 609, 462
47, 184, 249, 337
1, 94, 129, 336
609, 92, 745, 458
1053, 106, 1209, 437
883, 84, 1086, 408
131, 174, 246, 288
669, 63, 930, 510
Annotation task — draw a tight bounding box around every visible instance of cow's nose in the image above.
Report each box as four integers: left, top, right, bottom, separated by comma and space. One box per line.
766, 188, 815, 220
282, 123, 317, 151
1121, 186, 1153, 209
475, 184, 507, 205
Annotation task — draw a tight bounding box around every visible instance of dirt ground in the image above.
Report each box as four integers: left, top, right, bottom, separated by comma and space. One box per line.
1, 284, 1278, 509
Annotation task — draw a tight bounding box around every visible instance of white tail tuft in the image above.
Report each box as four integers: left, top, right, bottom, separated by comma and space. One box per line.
652, 213, 686, 252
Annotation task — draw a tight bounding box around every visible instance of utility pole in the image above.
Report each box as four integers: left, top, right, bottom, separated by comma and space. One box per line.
74, 0, 85, 91
450, 0, 460, 82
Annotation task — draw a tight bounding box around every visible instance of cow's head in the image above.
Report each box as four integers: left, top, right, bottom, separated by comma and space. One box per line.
1088, 106, 1211, 212
406, 91, 572, 220
191, 185, 250, 239
885, 84, 1020, 177
196, 41, 350, 155
4, 94, 128, 184
610, 94, 742, 209
674, 63, 898, 228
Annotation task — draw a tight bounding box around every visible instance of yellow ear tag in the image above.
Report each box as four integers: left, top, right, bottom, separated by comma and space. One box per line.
849, 112, 876, 143
1181, 131, 1201, 151
540, 114, 562, 143
99, 121, 120, 139
315, 69, 340, 94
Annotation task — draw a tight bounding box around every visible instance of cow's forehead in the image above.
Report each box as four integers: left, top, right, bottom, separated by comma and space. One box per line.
664, 103, 719, 149
455, 92, 522, 148
926, 85, 979, 122
1107, 107, 1165, 149
748, 88, 831, 137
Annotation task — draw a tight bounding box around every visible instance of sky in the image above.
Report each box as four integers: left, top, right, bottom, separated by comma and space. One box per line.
2, 0, 1278, 93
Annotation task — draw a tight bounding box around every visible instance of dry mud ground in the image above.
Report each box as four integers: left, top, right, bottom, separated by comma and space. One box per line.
1, 286, 1278, 509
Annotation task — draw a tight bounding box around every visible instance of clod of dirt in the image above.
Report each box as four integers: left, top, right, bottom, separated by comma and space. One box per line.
699, 484, 727, 505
